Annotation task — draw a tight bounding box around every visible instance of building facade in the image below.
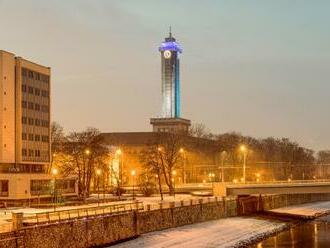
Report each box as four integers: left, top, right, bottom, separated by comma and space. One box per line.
0, 50, 76, 204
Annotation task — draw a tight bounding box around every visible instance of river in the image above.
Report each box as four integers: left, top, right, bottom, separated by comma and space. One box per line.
251, 215, 330, 248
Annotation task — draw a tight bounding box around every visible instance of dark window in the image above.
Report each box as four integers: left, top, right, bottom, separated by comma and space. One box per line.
41, 135, 49, 142
28, 134, 34, 141
22, 149, 27, 156
41, 90, 49, 97
28, 118, 34, 125
36, 73, 40, 81
35, 88, 40, 96
22, 85, 27, 92
28, 86, 34, 94
28, 102, 34, 110
35, 134, 40, 141
35, 150, 40, 157
28, 71, 34, 79
41, 105, 49, 113
35, 119, 40, 126
35, 104, 40, 111
22, 117, 27, 124
22, 68, 27, 77
22, 101, 27, 108
22, 133, 27, 140
28, 149, 34, 157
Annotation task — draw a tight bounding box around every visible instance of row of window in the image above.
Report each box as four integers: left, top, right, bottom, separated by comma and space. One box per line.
22, 133, 49, 142
22, 117, 49, 127
22, 68, 50, 83
22, 101, 49, 113
22, 85, 49, 97
22, 149, 43, 157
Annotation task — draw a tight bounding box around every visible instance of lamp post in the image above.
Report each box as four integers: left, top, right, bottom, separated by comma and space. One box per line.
96, 169, 102, 206
51, 168, 58, 212
220, 151, 227, 183
208, 172, 215, 195
172, 170, 177, 200
179, 148, 186, 184
131, 170, 136, 200
240, 145, 247, 183
116, 148, 123, 198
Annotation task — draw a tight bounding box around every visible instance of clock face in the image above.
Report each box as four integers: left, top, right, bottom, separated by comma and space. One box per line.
164, 50, 172, 59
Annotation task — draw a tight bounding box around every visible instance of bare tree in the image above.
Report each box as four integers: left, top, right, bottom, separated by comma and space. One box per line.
56, 127, 109, 202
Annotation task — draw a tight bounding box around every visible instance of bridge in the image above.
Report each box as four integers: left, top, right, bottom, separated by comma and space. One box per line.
213, 180, 330, 196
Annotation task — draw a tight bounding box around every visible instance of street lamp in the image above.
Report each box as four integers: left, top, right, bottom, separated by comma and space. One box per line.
131, 170, 136, 200
172, 170, 177, 199
179, 148, 186, 184
208, 172, 215, 195
51, 168, 58, 212
85, 149, 91, 156
220, 151, 227, 183
240, 145, 247, 183
115, 148, 123, 198
96, 169, 102, 206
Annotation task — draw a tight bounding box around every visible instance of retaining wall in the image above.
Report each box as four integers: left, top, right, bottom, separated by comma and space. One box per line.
0, 193, 329, 248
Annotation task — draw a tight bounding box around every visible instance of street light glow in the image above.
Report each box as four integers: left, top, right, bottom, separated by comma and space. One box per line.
96, 169, 102, 176
240, 145, 246, 152
85, 149, 91, 155
179, 148, 184, 153
172, 170, 177, 176
131, 170, 136, 176
116, 148, 122, 155
52, 168, 58, 176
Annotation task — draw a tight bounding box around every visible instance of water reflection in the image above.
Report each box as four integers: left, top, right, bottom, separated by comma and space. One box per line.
251, 215, 330, 248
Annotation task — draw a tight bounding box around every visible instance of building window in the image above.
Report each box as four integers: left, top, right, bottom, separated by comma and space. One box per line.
22, 133, 27, 140
28, 118, 34, 125
28, 134, 34, 141
22, 117, 27, 124
41, 90, 49, 98
35, 88, 40, 96
35, 119, 40, 126
0, 181, 9, 197
28, 86, 34, 94
41, 105, 49, 113
35, 150, 41, 157
22, 84, 27, 92
35, 134, 40, 141
35, 104, 40, 111
28, 149, 34, 157
28, 71, 34, 79
41, 135, 49, 142
22, 149, 27, 156
28, 102, 34, 110
22, 68, 27, 77
22, 101, 27, 108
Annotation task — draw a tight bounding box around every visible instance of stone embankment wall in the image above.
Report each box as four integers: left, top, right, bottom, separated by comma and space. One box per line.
0, 193, 329, 248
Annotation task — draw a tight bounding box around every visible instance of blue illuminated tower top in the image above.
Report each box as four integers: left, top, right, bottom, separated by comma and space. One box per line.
159, 28, 182, 118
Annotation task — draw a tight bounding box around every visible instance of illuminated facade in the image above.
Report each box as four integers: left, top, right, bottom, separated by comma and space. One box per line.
151, 29, 191, 133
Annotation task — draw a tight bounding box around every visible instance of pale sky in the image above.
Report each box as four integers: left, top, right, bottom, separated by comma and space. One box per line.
0, 0, 329, 151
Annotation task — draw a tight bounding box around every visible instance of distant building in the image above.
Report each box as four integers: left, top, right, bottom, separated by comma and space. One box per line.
150, 29, 191, 133
0, 50, 76, 205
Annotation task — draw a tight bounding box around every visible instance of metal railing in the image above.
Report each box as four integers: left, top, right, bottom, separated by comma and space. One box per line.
23, 201, 144, 225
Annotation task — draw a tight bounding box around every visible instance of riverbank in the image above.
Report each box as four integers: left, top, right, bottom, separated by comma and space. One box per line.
111, 216, 289, 248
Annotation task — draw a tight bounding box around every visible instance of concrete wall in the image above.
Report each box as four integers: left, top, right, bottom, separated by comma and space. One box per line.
0, 194, 328, 248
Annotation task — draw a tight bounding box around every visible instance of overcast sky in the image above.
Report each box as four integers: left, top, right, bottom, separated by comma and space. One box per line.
0, 0, 329, 151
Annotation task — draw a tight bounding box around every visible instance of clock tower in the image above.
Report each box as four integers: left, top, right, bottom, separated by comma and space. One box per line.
150, 28, 191, 133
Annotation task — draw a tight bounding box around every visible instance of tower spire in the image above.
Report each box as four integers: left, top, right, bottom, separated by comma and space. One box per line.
169, 26, 172, 38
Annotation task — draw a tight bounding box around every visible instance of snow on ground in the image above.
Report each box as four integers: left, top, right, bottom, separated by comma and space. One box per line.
269, 200, 330, 218
111, 217, 287, 248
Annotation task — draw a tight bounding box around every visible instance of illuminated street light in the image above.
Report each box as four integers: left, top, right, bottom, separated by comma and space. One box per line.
116, 148, 122, 156
240, 145, 248, 183
172, 170, 177, 199
179, 148, 187, 184
85, 149, 91, 155
131, 170, 136, 200
233, 179, 238, 184
208, 173, 215, 195
96, 169, 102, 206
